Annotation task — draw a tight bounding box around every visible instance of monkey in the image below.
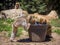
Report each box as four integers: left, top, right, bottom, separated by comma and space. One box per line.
10, 17, 30, 42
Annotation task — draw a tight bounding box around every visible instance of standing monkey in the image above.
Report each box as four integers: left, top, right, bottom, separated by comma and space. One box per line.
10, 2, 29, 42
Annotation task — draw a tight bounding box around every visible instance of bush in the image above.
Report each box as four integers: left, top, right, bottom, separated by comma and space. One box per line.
19, 0, 47, 14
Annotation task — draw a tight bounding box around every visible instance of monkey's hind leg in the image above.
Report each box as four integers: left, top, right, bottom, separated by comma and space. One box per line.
10, 24, 18, 42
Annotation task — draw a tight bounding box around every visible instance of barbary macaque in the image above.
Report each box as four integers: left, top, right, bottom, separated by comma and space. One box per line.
10, 17, 30, 42
10, 2, 29, 42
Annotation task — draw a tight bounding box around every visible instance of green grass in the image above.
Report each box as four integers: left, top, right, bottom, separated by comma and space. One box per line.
0, 18, 23, 37
8, 27, 23, 37
53, 29, 60, 35
51, 19, 60, 27
0, 18, 13, 32
51, 18, 60, 35
16, 27, 24, 37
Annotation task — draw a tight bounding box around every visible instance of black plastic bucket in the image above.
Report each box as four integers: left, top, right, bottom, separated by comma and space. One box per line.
28, 24, 48, 42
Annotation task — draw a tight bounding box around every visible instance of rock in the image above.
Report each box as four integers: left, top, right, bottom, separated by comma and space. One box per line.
1, 9, 28, 19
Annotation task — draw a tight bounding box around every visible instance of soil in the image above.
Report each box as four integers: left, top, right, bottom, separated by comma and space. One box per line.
0, 29, 60, 45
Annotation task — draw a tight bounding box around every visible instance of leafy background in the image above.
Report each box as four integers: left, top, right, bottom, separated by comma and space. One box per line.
0, 0, 60, 14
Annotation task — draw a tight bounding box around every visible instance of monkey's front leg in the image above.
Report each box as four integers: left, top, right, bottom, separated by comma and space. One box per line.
10, 24, 18, 42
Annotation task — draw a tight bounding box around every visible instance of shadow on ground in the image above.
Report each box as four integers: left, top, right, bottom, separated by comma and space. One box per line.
17, 37, 51, 42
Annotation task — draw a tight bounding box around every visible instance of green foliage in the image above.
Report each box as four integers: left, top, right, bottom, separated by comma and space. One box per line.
8, 27, 23, 37
6, 18, 14, 24
0, 18, 13, 32
19, 0, 47, 13
0, 0, 15, 10
0, 18, 23, 37
0, 0, 60, 14
51, 19, 60, 35
0, 3, 2, 6
54, 29, 60, 35
51, 19, 60, 27
16, 27, 23, 37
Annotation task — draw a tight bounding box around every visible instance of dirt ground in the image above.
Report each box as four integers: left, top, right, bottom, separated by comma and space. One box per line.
0, 30, 60, 45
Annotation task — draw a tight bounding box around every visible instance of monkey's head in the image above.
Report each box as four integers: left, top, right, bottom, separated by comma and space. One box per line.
15, 2, 20, 9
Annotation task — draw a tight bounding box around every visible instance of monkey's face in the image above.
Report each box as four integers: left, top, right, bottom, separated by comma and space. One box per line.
15, 4, 20, 9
